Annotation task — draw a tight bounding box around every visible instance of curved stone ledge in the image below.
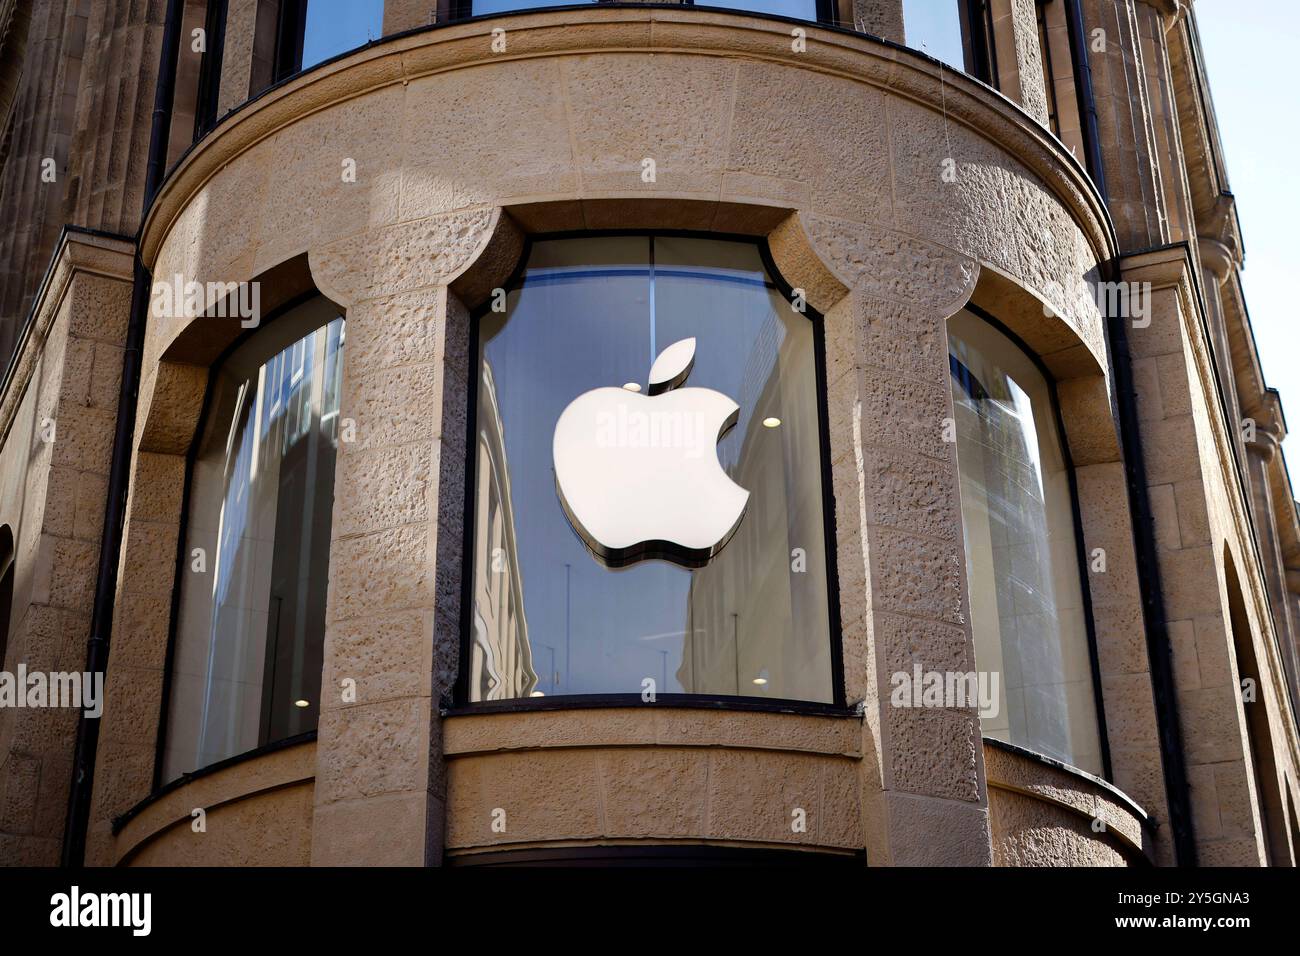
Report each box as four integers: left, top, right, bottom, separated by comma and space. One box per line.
144, 8, 1118, 295
112, 740, 315, 867
984, 738, 1153, 866
444, 708, 863, 855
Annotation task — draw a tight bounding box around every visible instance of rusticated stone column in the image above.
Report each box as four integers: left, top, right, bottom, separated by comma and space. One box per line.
846, 0, 904, 40
0, 0, 90, 366
1077, 0, 1187, 250
989, 0, 1050, 126
306, 208, 497, 865
217, 0, 278, 117
803, 213, 993, 865
383, 0, 439, 34
60, 0, 169, 238
1243, 415, 1300, 703
0, 231, 135, 865
1119, 245, 1269, 865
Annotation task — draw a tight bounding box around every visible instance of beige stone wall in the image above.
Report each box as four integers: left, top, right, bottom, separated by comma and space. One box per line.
0, 0, 1290, 871
985, 741, 1151, 865
0, 230, 134, 864
444, 710, 861, 858
81, 9, 1130, 867
115, 740, 315, 866
1120, 245, 1300, 865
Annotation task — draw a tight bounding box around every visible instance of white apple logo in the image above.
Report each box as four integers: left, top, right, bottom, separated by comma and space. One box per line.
553, 338, 750, 569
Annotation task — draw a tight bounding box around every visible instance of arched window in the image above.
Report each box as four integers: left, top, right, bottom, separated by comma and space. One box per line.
1225, 550, 1290, 865
948, 308, 1103, 774
465, 235, 839, 705
161, 296, 344, 782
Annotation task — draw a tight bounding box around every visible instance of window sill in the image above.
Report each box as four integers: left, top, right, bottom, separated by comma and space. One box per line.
442, 693, 860, 719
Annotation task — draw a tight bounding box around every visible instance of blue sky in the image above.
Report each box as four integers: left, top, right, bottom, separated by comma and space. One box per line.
1197, 1, 1299, 475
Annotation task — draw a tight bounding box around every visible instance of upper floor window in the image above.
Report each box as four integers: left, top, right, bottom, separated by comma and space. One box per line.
162, 296, 344, 782
902, 0, 998, 85
948, 308, 1103, 775
466, 0, 823, 21
276, 0, 385, 81
466, 235, 837, 705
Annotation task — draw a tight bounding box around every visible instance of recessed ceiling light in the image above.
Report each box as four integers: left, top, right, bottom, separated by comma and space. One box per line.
752, 676, 768, 686
294, 699, 310, 708
762, 417, 781, 428
622, 382, 642, 392
530, 690, 546, 697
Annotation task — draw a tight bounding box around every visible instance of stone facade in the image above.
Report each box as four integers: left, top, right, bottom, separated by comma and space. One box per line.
0, 0, 1296, 867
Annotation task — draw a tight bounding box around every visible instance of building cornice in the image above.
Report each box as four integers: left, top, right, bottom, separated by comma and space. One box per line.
138, 6, 1116, 272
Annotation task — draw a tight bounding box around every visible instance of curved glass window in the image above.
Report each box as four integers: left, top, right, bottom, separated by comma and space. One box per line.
162, 297, 344, 782
948, 309, 1102, 774
469, 236, 835, 704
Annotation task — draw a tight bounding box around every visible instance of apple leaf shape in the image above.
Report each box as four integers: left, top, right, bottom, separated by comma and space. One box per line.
647, 338, 696, 395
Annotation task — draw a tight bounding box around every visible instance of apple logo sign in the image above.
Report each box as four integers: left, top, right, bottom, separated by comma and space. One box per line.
553, 337, 750, 569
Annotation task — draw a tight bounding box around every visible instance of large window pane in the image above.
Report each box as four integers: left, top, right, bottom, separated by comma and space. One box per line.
903, 0, 968, 71
948, 309, 1102, 774
163, 298, 344, 782
471, 236, 834, 703
301, 0, 384, 71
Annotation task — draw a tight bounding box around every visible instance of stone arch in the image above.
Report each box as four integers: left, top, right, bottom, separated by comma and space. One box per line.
1224, 545, 1290, 865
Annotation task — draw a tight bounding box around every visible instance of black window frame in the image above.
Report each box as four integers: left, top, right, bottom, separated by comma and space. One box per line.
152, 290, 343, 791
950, 302, 1113, 781
273, 0, 309, 82
193, 0, 229, 139
959, 0, 999, 87
450, 229, 852, 718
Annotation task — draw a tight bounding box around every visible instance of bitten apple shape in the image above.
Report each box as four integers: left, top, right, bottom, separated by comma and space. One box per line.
553, 338, 750, 569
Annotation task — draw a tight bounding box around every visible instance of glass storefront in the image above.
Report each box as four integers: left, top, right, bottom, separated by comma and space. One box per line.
469, 236, 836, 704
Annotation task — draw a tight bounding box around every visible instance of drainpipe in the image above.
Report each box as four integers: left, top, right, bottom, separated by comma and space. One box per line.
1064, 0, 1108, 200
61, 0, 186, 867
1065, 0, 1196, 865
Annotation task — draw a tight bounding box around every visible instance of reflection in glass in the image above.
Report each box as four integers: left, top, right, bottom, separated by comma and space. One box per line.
301, 0, 385, 71
948, 310, 1102, 774
472, 237, 834, 703
163, 298, 344, 782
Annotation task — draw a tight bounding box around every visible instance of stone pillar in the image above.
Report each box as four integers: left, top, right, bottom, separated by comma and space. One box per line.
1197, 238, 1246, 467
0, 231, 135, 864
217, 0, 277, 118
0, 0, 91, 365
1120, 245, 1265, 865
60, 0, 168, 237
846, 0, 904, 42
1244, 421, 1300, 702
804, 215, 991, 866
306, 209, 496, 865
989, 0, 1050, 126
383, 0, 439, 33
1078, 0, 1176, 250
